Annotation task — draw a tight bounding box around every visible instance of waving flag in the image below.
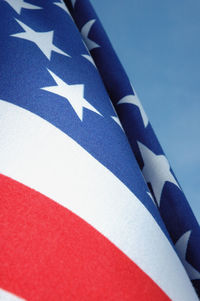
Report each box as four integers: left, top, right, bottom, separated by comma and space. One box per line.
66, 0, 200, 295
0, 0, 199, 300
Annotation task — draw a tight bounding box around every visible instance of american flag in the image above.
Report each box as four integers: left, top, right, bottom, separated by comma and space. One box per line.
0, 0, 199, 300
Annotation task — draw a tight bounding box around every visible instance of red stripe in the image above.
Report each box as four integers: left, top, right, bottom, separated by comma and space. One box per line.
0, 174, 170, 300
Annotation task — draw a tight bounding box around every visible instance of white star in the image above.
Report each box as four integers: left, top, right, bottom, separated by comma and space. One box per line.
70, 0, 76, 7
147, 191, 157, 206
81, 19, 100, 51
109, 98, 124, 131
138, 142, 179, 206
4, 0, 42, 14
111, 116, 124, 131
81, 54, 96, 67
11, 19, 70, 60
117, 94, 148, 127
175, 231, 200, 280
41, 69, 102, 121
81, 39, 97, 66
53, 1, 71, 16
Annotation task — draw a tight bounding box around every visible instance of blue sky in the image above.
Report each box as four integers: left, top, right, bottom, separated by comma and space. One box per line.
90, 0, 200, 223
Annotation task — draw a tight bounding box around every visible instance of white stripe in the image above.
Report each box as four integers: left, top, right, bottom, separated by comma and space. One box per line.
0, 100, 198, 301
0, 288, 25, 300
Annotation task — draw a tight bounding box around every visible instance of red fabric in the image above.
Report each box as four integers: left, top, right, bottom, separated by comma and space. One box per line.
0, 174, 170, 300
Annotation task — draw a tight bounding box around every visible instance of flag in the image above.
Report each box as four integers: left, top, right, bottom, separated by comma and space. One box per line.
65, 0, 200, 295
0, 0, 199, 300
